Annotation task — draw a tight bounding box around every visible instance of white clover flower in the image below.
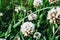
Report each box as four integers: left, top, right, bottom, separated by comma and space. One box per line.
56, 7, 60, 18
47, 7, 60, 24
49, 0, 59, 4
23, 9, 26, 13
33, 32, 41, 39
0, 12, 3, 16
33, 0, 43, 8
47, 8, 57, 23
14, 36, 20, 40
47, 8, 57, 19
28, 13, 37, 21
15, 6, 21, 13
20, 22, 35, 36
0, 38, 6, 40
55, 7, 60, 23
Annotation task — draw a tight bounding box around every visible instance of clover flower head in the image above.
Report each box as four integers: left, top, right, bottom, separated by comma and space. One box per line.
20, 22, 35, 36
0, 38, 6, 40
49, 0, 58, 4
47, 7, 60, 24
15, 6, 21, 13
14, 36, 20, 40
23, 9, 26, 13
47, 8, 57, 19
33, 0, 43, 8
0, 12, 3, 16
28, 13, 37, 21
33, 32, 41, 39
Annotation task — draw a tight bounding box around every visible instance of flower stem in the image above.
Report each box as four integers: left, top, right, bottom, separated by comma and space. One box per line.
13, 6, 59, 28
13, 13, 16, 24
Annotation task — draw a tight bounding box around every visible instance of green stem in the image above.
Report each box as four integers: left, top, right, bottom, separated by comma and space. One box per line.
53, 26, 60, 37
13, 13, 15, 24
20, 31, 24, 40
0, 17, 2, 23
0, 0, 2, 9
5, 20, 13, 38
13, 16, 28, 28
21, 0, 23, 6
13, 6, 59, 28
33, 6, 57, 13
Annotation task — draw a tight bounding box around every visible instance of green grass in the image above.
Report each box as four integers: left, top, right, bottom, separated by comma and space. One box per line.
0, 0, 60, 40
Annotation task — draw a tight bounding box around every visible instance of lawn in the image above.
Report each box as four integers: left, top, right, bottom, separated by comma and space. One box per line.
0, 0, 60, 40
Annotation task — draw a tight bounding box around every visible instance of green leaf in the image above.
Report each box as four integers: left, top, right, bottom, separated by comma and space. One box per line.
5, 24, 12, 38
0, 32, 5, 37
0, 0, 2, 9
